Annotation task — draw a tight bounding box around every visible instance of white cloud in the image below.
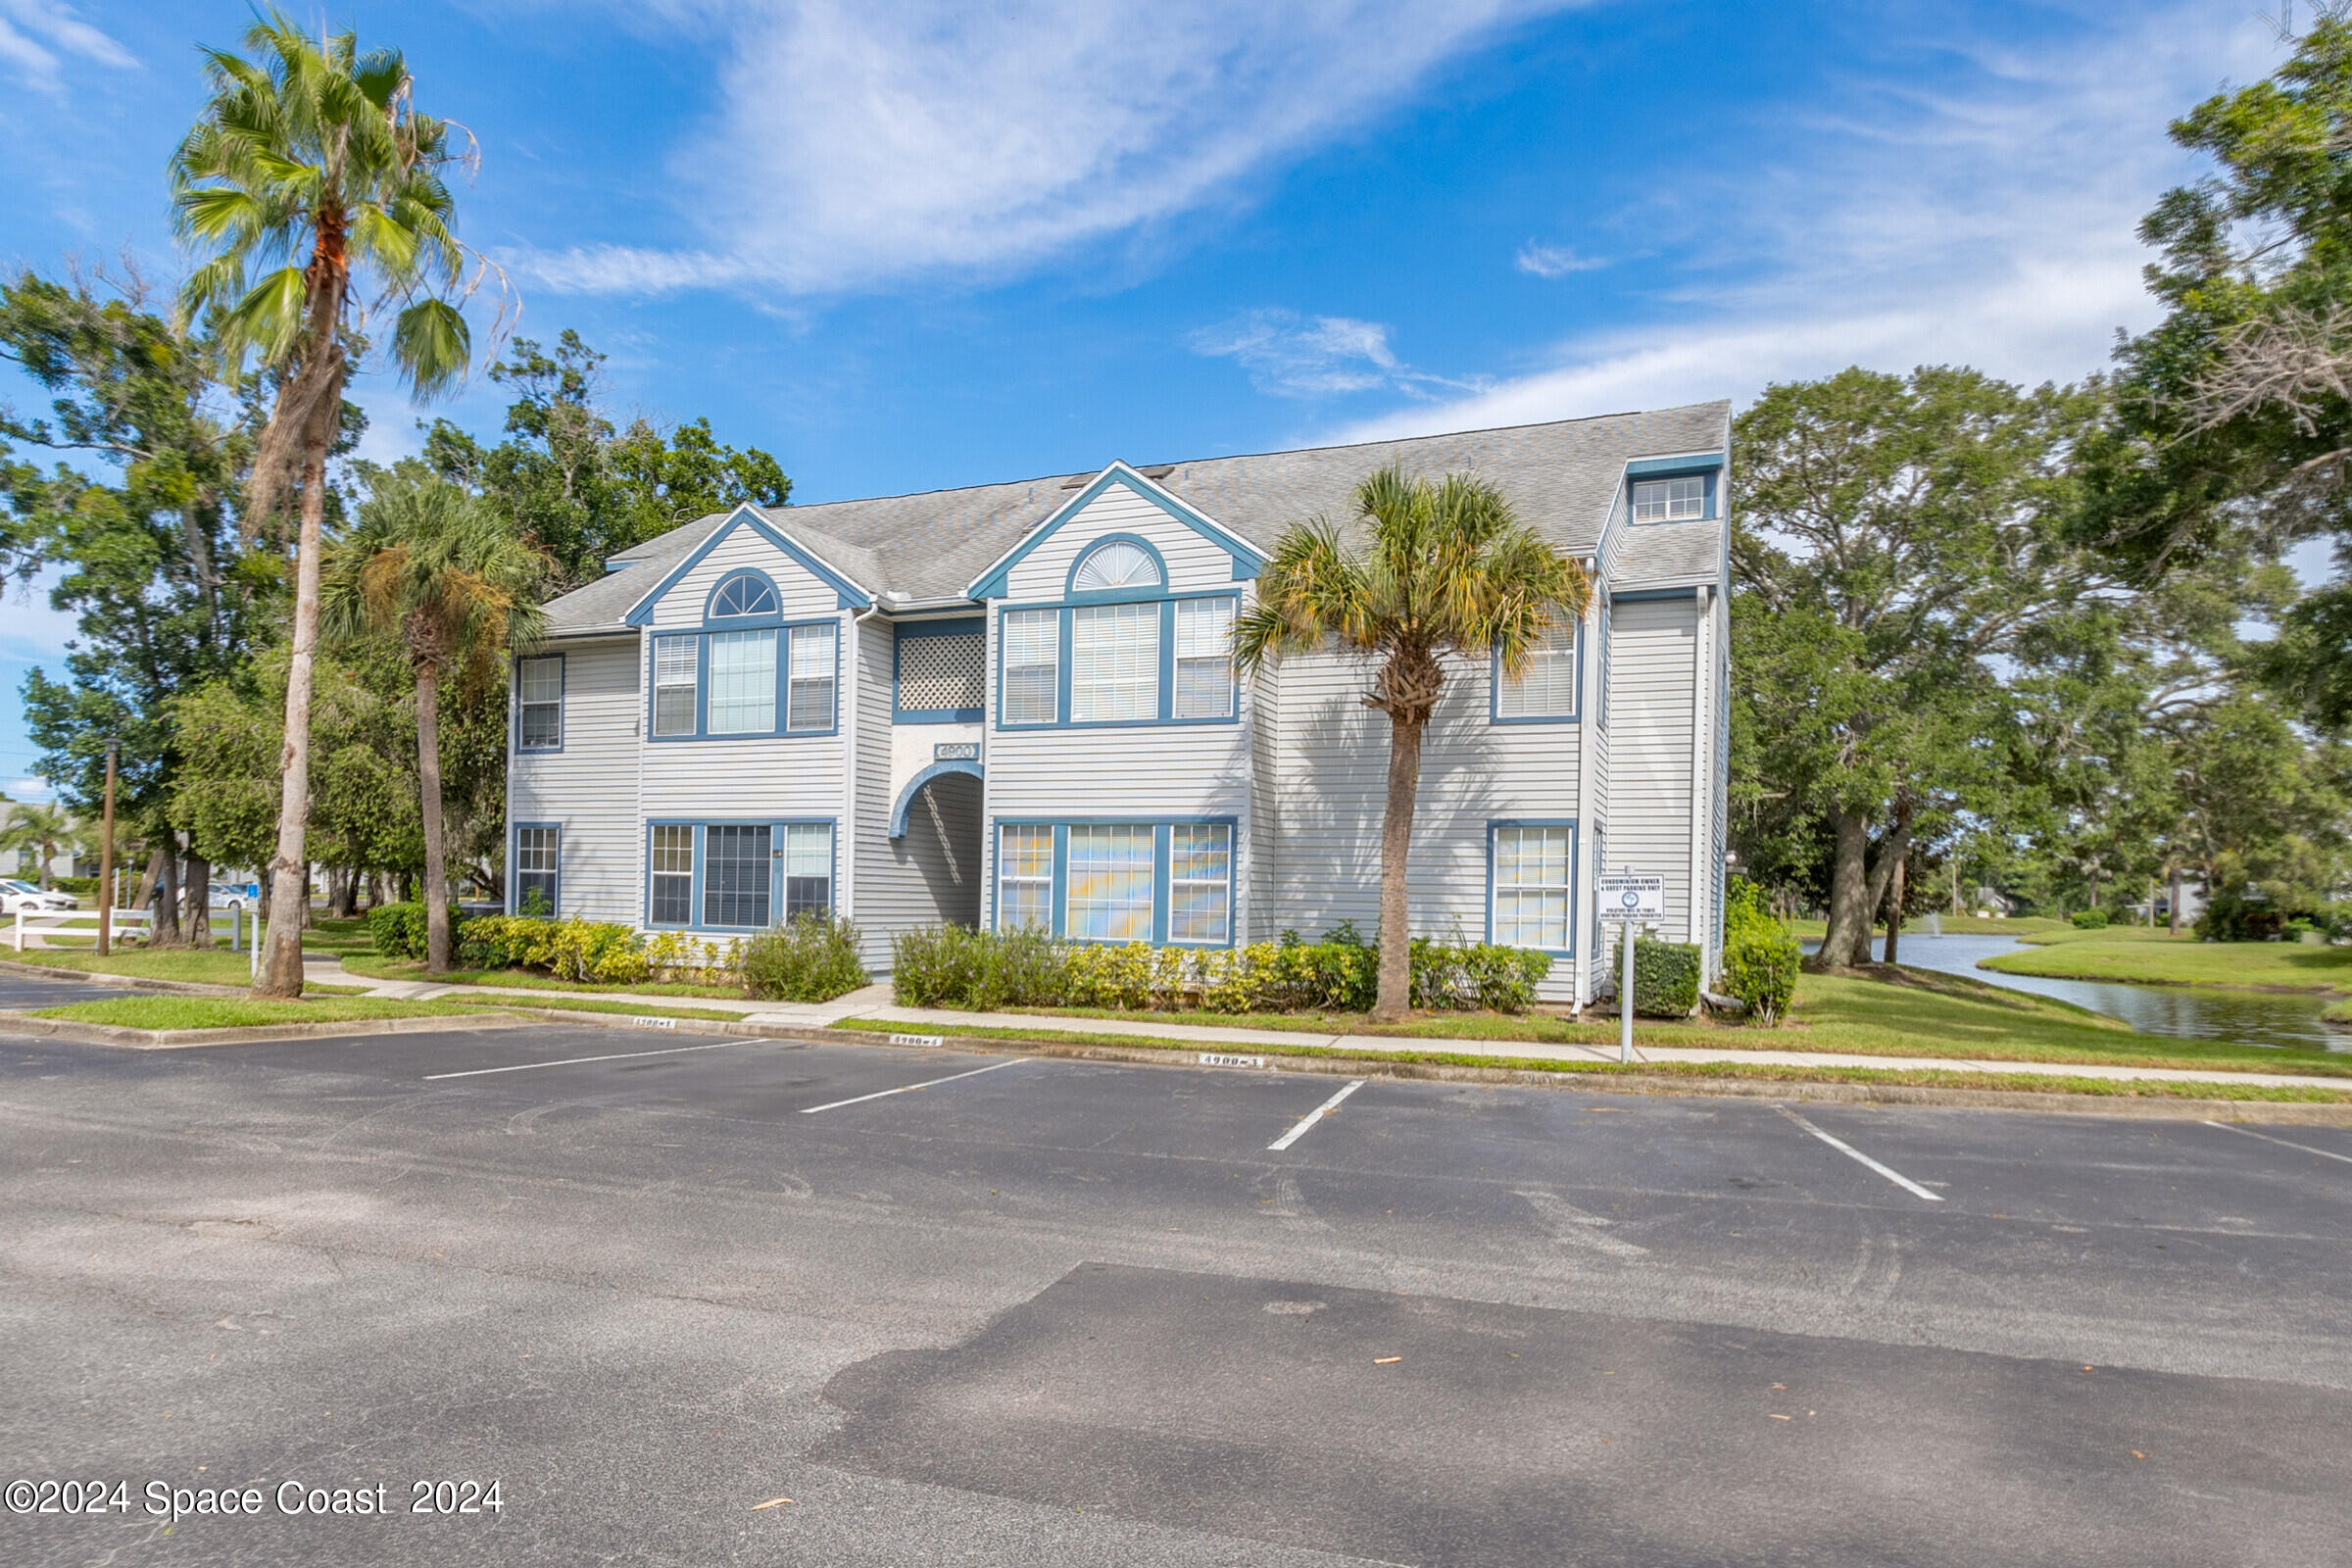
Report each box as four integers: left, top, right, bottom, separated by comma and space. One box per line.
1340, 2, 2287, 442
1515, 241, 1606, 278
8, 777, 53, 800
1192, 308, 1492, 400
0, 0, 132, 92
519, 0, 1577, 296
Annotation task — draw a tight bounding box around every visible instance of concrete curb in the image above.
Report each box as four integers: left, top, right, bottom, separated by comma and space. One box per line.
0, 958, 250, 997
3, 1010, 542, 1051
747, 1023, 2352, 1125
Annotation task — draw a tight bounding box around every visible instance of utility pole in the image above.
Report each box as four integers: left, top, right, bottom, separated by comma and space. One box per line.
96, 739, 118, 956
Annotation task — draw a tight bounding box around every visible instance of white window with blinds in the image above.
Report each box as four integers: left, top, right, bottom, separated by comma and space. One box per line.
707, 629, 777, 734
787, 622, 836, 731
997, 824, 1053, 930
1065, 824, 1153, 941
1497, 614, 1578, 719
649, 825, 693, 925
1632, 474, 1706, 521
1168, 823, 1231, 943
1173, 598, 1234, 719
652, 635, 699, 736
783, 822, 833, 918
1002, 609, 1058, 725
1493, 824, 1575, 952
1071, 602, 1158, 722
516, 656, 563, 750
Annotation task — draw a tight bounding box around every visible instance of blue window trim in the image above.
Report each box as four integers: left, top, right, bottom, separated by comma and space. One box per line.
514, 652, 564, 755
989, 815, 1237, 948
1609, 586, 1701, 604
1064, 533, 1168, 601
892, 615, 987, 723
510, 821, 561, 918
1597, 596, 1611, 730
642, 816, 840, 933
965, 463, 1266, 600
1591, 823, 1607, 960
645, 616, 841, 741
1486, 817, 1579, 958
703, 566, 783, 627
1489, 616, 1584, 726
620, 506, 871, 622
1626, 463, 1720, 524
993, 593, 1241, 731
889, 759, 984, 839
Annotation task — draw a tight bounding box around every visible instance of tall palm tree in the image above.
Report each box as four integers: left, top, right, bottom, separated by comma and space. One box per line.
0, 801, 78, 890
172, 11, 487, 998
322, 473, 548, 974
1236, 466, 1589, 1021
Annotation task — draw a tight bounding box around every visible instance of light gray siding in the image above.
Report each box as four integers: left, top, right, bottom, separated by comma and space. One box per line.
510, 635, 641, 924
1604, 597, 1699, 945
854, 617, 983, 968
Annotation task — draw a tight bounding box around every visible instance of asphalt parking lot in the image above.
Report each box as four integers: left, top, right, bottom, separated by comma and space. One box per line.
2, 1017, 2347, 1566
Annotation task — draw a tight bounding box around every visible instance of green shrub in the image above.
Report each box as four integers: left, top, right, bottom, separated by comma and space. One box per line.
1631, 940, 1701, 1017
741, 914, 868, 1002
2070, 907, 2110, 930
50, 875, 99, 897
1715, 876, 1799, 1026
366, 902, 467, 959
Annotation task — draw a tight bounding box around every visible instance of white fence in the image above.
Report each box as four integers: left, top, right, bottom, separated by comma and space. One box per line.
12, 907, 153, 952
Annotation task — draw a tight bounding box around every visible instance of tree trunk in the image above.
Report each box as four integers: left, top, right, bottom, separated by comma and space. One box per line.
184, 852, 211, 948
2169, 866, 2183, 936
328, 866, 358, 918
1371, 711, 1426, 1022
253, 345, 343, 999
1882, 854, 1905, 966
133, 846, 161, 917
153, 837, 181, 947
416, 662, 453, 975
1810, 809, 1874, 971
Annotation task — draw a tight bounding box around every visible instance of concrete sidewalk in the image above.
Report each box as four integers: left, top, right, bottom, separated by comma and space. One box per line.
307, 959, 2352, 1094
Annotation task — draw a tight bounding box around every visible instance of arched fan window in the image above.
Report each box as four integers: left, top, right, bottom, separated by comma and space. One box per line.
1071, 538, 1163, 593
708, 570, 780, 619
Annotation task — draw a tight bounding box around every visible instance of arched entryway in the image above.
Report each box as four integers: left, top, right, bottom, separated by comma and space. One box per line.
888, 760, 984, 927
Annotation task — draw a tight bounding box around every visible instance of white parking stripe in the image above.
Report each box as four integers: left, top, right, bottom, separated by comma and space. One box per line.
423, 1038, 755, 1080
2201, 1120, 2352, 1166
1774, 1104, 1944, 1201
1268, 1079, 1365, 1152
798, 1057, 1032, 1113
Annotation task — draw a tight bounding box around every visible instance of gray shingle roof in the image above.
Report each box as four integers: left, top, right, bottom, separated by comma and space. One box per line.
1612, 517, 1726, 591
543, 401, 1730, 634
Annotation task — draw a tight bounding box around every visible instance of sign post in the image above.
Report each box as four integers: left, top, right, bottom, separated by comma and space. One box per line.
1595, 868, 1664, 1065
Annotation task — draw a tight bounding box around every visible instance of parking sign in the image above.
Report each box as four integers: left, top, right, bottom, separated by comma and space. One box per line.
1596, 870, 1663, 922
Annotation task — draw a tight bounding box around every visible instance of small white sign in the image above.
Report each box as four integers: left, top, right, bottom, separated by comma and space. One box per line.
1198, 1052, 1266, 1069
1596, 870, 1665, 922
890, 1032, 946, 1048
630, 1015, 678, 1030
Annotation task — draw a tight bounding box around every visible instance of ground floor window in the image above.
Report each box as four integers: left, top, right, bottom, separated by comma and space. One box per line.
514, 825, 560, 916
646, 820, 836, 930
993, 819, 1235, 946
1492, 822, 1575, 953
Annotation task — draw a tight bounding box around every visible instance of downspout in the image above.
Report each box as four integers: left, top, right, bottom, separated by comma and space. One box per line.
1690, 584, 1711, 964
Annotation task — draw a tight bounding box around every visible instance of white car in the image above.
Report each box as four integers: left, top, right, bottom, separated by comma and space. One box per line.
0, 879, 76, 913
210, 882, 256, 912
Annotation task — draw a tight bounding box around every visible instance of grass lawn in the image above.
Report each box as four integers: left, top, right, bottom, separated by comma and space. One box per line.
338, 953, 753, 1000
829, 1017, 2347, 1102
1981, 926, 2352, 995
869, 964, 2352, 1079
2324, 999, 2350, 1027
496, 995, 751, 1023
29, 996, 501, 1030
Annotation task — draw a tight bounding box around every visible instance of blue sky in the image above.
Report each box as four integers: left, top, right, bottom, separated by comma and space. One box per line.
0, 0, 2318, 794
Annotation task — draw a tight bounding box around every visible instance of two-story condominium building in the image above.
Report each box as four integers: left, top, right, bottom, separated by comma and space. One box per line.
508, 401, 1732, 1005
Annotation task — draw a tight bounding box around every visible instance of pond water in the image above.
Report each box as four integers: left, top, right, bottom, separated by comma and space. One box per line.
1809, 931, 2348, 1054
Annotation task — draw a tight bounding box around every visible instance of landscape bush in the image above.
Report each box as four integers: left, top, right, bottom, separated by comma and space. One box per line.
366, 901, 469, 959
1632, 940, 1702, 1017
888, 923, 1550, 1015
740, 914, 869, 1002
2070, 907, 2111, 930
1712, 876, 1800, 1025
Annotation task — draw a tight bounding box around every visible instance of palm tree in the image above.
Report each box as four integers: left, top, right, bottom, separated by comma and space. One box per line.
172, 12, 487, 998
0, 802, 77, 889
1236, 466, 1590, 1021
322, 473, 548, 974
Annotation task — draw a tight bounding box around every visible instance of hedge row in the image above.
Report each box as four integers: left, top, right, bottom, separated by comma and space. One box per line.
890, 924, 1553, 1015
365, 903, 868, 1002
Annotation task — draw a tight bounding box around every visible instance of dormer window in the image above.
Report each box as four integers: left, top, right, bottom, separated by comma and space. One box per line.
1071, 538, 1163, 593
1632, 475, 1707, 522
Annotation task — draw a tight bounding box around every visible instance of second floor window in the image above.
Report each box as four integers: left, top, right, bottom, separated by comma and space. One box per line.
1072, 602, 1158, 722
708, 629, 776, 734
653, 636, 698, 736
787, 623, 837, 731
1002, 609, 1058, 724
1173, 597, 1234, 719
1632, 474, 1706, 521
1497, 614, 1578, 719
516, 656, 562, 750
